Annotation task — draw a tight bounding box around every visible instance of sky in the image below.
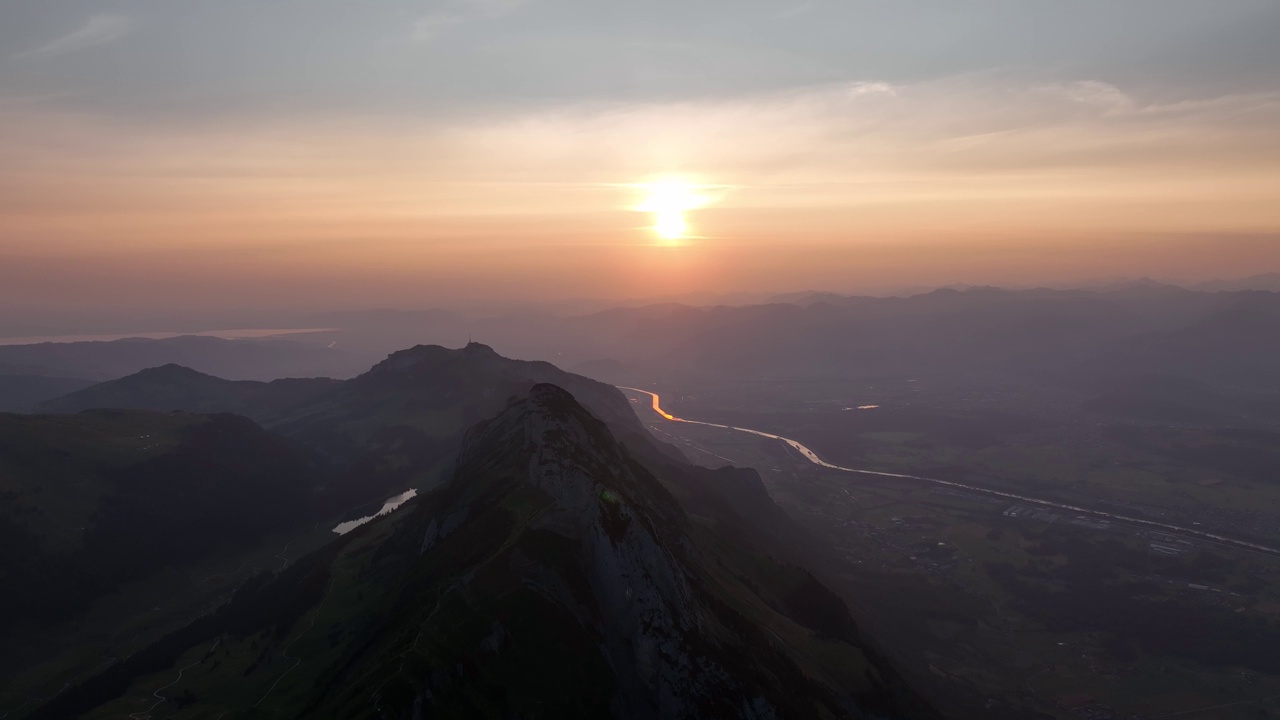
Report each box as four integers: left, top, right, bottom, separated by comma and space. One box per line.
1, 0, 1279, 313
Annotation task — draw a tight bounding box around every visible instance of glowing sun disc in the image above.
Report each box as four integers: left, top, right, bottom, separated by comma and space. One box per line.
636, 179, 707, 241
654, 209, 687, 239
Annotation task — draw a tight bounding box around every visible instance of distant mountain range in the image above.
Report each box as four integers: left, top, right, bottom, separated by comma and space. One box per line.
1191, 272, 1280, 293
36, 363, 341, 416
0, 333, 377, 381
0, 374, 94, 411
0, 332, 383, 411
6, 284, 1279, 416
560, 286, 1280, 393
34, 343, 663, 514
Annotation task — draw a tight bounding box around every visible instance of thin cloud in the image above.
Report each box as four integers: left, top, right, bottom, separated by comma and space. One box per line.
772, 3, 813, 20
413, 13, 466, 42
15, 15, 133, 60
412, 0, 527, 43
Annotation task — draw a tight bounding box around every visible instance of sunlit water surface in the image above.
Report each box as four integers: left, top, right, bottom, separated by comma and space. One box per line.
332, 489, 418, 535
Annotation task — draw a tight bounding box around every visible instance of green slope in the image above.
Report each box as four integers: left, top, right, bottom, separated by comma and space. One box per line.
33, 386, 935, 719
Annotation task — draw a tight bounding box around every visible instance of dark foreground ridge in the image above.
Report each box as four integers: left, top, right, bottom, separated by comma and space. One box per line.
29, 383, 935, 719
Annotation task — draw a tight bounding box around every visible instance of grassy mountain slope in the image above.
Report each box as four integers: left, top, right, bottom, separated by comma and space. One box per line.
0, 410, 324, 635
32, 385, 934, 719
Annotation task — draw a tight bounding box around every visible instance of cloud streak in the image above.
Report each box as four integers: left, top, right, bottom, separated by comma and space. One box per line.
0, 74, 1277, 263
413, 0, 527, 42
14, 14, 133, 60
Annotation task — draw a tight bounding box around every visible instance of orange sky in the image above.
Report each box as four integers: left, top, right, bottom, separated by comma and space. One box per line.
2, 4, 1279, 310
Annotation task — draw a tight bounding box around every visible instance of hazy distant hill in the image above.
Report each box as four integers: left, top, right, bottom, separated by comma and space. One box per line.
569, 357, 632, 383
188, 286, 1280, 400
31, 385, 933, 719
44, 342, 649, 449
564, 286, 1280, 391
7, 285, 1280, 394
36, 363, 340, 417
332, 341, 647, 438
0, 334, 373, 382
0, 374, 94, 411
1193, 272, 1280, 293
38, 342, 674, 511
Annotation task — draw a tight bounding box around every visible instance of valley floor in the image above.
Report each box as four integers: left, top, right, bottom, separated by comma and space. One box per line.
621, 387, 1280, 720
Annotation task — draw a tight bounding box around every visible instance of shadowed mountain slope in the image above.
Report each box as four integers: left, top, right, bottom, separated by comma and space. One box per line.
38, 343, 669, 506
0, 410, 324, 637
41, 343, 644, 440
0, 374, 94, 411
0, 334, 371, 382
35, 363, 340, 417
31, 385, 934, 719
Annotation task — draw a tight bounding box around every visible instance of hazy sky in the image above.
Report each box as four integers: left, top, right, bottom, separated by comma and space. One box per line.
2, 1, 1279, 311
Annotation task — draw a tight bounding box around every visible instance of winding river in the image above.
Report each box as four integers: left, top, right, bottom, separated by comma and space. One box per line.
619, 386, 1280, 558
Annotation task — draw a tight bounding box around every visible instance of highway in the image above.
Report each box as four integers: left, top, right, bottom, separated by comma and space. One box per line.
619, 386, 1280, 559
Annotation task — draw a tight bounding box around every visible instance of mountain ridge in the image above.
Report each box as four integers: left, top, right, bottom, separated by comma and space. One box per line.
28, 383, 933, 719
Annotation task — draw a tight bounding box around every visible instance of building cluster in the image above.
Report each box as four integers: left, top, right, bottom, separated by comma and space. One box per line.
1002, 504, 1061, 523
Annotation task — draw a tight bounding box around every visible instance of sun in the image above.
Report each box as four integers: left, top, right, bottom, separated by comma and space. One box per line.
653, 208, 687, 240
636, 179, 708, 242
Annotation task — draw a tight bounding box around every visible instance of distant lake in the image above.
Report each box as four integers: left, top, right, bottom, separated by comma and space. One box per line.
0, 328, 337, 346
332, 489, 418, 535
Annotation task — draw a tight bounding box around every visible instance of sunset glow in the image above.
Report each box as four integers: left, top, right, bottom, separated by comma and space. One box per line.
636, 180, 709, 242
0, 3, 1276, 310
653, 209, 688, 241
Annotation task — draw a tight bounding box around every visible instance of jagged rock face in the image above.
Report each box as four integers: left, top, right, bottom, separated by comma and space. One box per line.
507, 385, 704, 718
440, 386, 742, 717
406, 384, 797, 719
393, 382, 939, 719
